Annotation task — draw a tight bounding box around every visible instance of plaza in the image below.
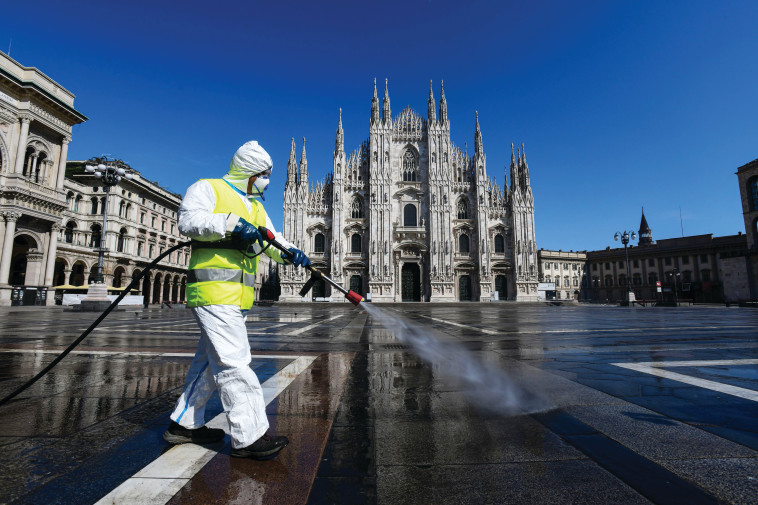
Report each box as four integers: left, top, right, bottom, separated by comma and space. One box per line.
0, 303, 756, 504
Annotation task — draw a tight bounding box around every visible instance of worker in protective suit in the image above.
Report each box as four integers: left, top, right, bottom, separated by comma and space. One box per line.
163, 140, 311, 459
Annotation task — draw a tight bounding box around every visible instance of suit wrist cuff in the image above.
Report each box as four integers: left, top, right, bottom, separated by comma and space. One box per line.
225, 213, 241, 234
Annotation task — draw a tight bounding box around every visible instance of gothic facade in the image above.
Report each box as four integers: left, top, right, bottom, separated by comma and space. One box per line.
280, 80, 538, 302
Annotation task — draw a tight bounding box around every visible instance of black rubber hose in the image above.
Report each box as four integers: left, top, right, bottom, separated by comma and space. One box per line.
0, 240, 192, 407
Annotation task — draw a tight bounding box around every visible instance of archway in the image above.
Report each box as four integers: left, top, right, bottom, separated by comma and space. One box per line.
152, 273, 163, 304
70, 261, 86, 286
10, 235, 37, 285
459, 275, 472, 301
495, 274, 507, 301
163, 275, 172, 302
54, 258, 67, 287
312, 278, 326, 299
113, 266, 126, 288
401, 263, 421, 302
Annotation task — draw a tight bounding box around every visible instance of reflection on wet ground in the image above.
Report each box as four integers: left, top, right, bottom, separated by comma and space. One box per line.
0, 304, 756, 504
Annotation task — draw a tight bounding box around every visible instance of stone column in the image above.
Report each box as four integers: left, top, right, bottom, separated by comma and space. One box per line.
13, 117, 31, 174
64, 269, 72, 284
0, 212, 20, 284
44, 224, 61, 286
25, 250, 44, 286
56, 137, 71, 190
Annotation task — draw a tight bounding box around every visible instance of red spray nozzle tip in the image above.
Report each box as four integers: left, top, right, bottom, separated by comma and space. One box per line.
258, 226, 276, 241
346, 290, 363, 306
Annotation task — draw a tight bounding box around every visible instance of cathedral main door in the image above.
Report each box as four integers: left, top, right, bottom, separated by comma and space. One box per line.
459, 275, 472, 301
401, 263, 421, 302
495, 275, 507, 300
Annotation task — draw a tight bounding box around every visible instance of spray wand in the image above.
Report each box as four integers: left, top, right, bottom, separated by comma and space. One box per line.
257, 226, 364, 306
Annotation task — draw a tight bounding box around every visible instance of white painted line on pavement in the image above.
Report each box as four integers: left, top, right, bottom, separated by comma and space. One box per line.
289, 314, 344, 335
94, 354, 317, 505
0, 349, 309, 361
612, 359, 758, 403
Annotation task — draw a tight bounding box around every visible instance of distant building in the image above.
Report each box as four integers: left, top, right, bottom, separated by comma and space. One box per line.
0, 51, 87, 306
56, 159, 190, 306
736, 157, 758, 299
537, 250, 587, 301
280, 80, 539, 302
585, 210, 749, 303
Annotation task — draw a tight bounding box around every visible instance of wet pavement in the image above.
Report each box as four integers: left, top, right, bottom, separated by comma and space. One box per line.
0, 303, 756, 504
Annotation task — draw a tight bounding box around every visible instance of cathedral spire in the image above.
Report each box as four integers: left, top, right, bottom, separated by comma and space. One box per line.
474, 111, 483, 157
287, 137, 298, 187
299, 137, 308, 188
371, 78, 379, 125
382, 78, 391, 123
428, 80, 436, 124
510, 142, 519, 192
335, 107, 344, 154
439, 80, 448, 123
521, 143, 530, 187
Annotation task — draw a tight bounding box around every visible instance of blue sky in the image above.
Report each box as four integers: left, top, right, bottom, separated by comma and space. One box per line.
2, 0, 756, 251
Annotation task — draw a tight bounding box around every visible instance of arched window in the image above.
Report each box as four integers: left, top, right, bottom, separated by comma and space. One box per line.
117, 228, 127, 252
351, 233, 362, 253
748, 176, 758, 211
402, 150, 418, 181
119, 201, 126, 218
90, 224, 102, 248
35, 152, 47, 183
74, 195, 81, 213
494, 234, 504, 253
403, 204, 417, 226
648, 272, 658, 285
91, 197, 99, 214
65, 221, 76, 244
351, 195, 364, 218
459, 233, 470, 254
605, 275, 613, 287
125, 203, 132, 220
457, 198, 469, 219
314, 233, 325, 253
66, 192, 74, 208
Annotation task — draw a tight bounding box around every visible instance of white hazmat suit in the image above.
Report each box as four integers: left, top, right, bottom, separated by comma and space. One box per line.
169, 141, 295, 449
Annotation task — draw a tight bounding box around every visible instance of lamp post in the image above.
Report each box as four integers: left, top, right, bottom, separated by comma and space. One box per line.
79, 158, 132, 311
614, 230, 637, 305
667, 269, 681, 306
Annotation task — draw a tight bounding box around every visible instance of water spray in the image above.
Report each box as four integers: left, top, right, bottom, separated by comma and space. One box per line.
257, 226, 364, 306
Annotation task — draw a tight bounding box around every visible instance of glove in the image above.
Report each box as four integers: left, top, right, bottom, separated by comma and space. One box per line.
283, 247, 311, 269
230, 218, 261, 247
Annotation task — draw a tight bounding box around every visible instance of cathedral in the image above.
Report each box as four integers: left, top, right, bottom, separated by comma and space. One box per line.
280, 80, 538, 302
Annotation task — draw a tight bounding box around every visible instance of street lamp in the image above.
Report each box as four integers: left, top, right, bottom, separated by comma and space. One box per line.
667, 269, 681, 306
614, 230, 637, 304
79, 158, 132, 310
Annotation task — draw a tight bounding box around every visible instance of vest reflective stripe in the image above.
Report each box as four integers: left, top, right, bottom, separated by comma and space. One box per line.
186, 179, 265, 309
188, 268, 257, 287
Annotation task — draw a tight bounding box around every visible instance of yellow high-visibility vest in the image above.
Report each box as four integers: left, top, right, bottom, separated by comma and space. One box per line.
186, 179, 266, 309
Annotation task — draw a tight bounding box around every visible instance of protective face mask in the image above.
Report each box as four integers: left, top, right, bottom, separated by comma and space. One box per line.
249, 175, 270, 201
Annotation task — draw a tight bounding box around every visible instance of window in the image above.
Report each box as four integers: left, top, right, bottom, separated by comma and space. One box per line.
633, 273, 642, 285
494, 234, 504, 253
545, 276, 552, 283
117, 228, 126, 252
90, 224, 102, 248
457, 198, 469, 219
605, 262, 610, 270
554, 263, 559, 269
648, 258, 655, 267
314, 233, 325, 253
91, 197, 99, 214
351, 196, 364, 218
151, 217, 156, 228
74, 195, 81, 213
749, 176, 758, 211
564, 277, 569, 287
65, 222, 75, 244
137, 242, 143, 256
682, 270, 692, 282
402, 150, 418, 181
149, 244, 155, 258
140, 213, 145, 224
564, 263, 569, 270
619, 275, 627, 287
459, 233, 470, 254
648, 272, 658, 285
161, 220, 166, 232
403, 204, 417, 226
119, 201, 126, 217
605, 276, 613, 287
573, 277, 579, 286
171, 223, 175, 234
125, 203, 132, 220
572, 264, 578, 271
682, 255, 689, 265
701, 269, 711, 282
351, 233, 362, 253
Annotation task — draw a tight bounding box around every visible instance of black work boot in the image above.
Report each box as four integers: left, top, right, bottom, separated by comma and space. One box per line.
230, 433, 289, 459
162, 421, 226, 445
